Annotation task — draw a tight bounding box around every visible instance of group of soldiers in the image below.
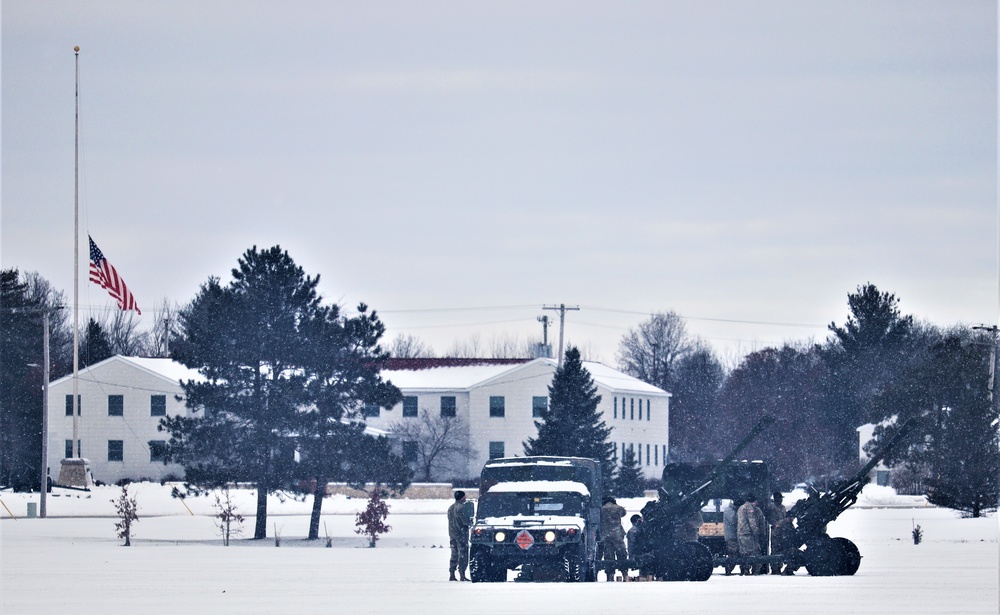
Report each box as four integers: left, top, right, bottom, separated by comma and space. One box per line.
723, 491, 793, 575
598, 490, 795, 580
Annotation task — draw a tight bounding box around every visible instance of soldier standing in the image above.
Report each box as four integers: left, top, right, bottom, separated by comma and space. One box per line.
737, 493, 767, 575
723, 496, 744, 575
448, 491, 471, 581
767, 491, 790, 575
599, 497, 628, 581
626, 514, 643, 561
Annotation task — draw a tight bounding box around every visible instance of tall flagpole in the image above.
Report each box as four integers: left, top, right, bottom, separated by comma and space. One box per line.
72, 45, 80, 458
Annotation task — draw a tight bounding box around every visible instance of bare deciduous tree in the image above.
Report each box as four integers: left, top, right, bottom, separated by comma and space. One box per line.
93, 308, 150, 356
389, 410, 474, 481
616, 311, 695, 390
446, 334, 483, 358
148, 298, 181, 357
387, 333, 436, 358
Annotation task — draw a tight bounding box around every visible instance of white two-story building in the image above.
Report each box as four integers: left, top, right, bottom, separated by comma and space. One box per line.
47, 356, 670, 485
364, 357, 670, 481
47, 356, 202, 484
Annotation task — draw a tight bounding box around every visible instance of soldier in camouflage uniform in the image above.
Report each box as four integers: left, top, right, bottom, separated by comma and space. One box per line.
599, 497, 628, 581
737, 493, 767, 575
767, 491, 790, 575
448, 491, 471, 581
723, 496, 745, 575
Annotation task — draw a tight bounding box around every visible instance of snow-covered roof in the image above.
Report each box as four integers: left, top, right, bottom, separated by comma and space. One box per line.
382, 357, 668, 396
119, 357, 205, 383
577, 360, 668, 396
485, 480, 591, 496
49, 355, 205, 388
382, 362, 525, 390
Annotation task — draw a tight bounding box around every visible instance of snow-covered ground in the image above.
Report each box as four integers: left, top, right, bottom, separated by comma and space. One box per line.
1, 483, 996, 614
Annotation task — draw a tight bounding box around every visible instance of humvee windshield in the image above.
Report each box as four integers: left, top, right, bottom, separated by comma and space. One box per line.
476, 492, 585, 519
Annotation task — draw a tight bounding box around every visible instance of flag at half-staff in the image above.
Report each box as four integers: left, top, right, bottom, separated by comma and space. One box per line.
88, 235, 141, 315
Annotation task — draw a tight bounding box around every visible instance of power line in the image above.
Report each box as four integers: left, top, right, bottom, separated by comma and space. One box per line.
579, 305, 827, 329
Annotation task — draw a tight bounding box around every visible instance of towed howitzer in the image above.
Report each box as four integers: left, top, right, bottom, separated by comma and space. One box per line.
634, 416, 774, 581
785, 417, 922, 576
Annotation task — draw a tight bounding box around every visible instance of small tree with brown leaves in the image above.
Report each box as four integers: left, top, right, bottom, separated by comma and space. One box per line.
112, 484, 139, 546
354, 490, 391, 547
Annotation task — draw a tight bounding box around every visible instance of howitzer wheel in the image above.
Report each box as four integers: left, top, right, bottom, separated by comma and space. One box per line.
833, 537, 861, 575
803, 537, 844, 577
683, 541, 714, 581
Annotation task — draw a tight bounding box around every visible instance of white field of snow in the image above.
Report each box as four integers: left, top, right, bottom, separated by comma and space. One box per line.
0, 484, 996, 615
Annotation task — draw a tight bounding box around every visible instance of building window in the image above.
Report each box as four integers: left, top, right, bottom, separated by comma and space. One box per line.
662, 445, 667, 465
363, 403, 380, 418
108, 440, 124, 462
149, 440, 167, 463
489, 441, 505, 459
646, 444, 651, 466
638, 442, 642, 465
64, 440, 74, 458
489, 396, 505, 418
614, 442, 618, 461
630, 398, 634, 420
65, 395, 81, 416
151, 395, 167, 417
532, 396, 547, 418
402, 396, 418, 418
402, 441, 418, 463
108, 395, 124, 417
613, 397, 618, 419
647, 399, 651, 421
440, 396, 456, 417
654, 444, 658, 466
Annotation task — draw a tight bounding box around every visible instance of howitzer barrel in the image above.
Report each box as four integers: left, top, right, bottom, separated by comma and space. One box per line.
789, 417, 922, 542
683, 415, 775, 501
842, 417, 921, 493
636, 416, 774, 581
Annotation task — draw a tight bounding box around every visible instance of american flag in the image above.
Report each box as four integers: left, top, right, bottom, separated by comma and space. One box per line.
89, 235, 141, 315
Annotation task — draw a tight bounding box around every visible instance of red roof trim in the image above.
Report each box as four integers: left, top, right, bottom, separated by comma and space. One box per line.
382, 358, 533, 371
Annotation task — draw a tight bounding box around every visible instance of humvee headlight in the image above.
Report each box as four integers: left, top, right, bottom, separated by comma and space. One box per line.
494, 531, 506, 542
544, 531, 557, 543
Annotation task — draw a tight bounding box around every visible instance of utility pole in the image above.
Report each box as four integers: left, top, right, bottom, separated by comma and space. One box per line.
40, 310, 50, 517
543, 304, 579, 367
537, 315, 551, 358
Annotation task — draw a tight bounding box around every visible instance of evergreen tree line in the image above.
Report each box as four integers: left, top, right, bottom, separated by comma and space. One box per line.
617, 284, 999, 517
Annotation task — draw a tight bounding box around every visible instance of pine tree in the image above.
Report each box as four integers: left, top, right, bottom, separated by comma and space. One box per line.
871, 330, 999, 516
919, 335, 997, 516
823, 283, 917, 463
614, 446, 644, 497
0, 269, 71, 489
524, 346, 615, 486
80, 318, 113, 368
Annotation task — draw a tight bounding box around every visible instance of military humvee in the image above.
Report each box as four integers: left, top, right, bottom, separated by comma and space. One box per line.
469, 456, 602, 583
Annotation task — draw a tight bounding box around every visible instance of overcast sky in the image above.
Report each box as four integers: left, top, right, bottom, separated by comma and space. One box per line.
2, 2, 996, 364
